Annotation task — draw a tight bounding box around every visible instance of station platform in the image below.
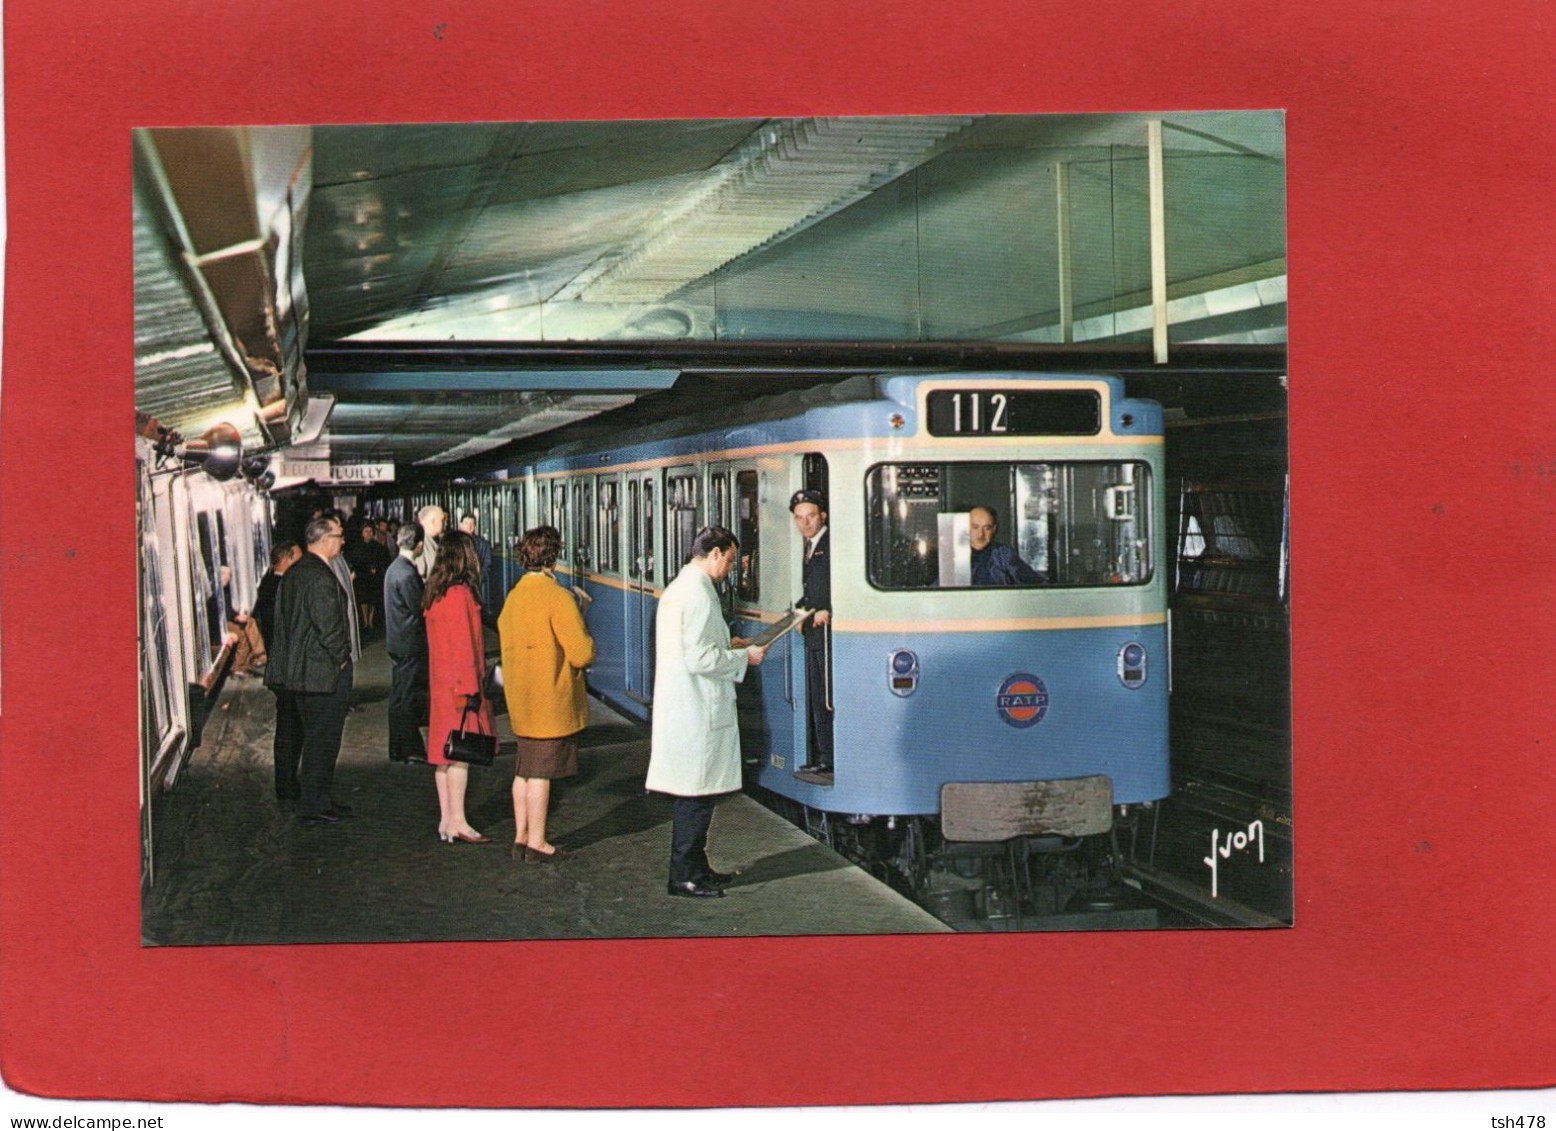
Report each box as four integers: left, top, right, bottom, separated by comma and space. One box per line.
142, 638, 949, 946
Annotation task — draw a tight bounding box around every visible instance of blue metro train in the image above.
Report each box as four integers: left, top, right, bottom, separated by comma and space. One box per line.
396, 372, 1169, 917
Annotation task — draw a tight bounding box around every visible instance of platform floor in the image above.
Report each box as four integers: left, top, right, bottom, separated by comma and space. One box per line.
142, 638, 949, 945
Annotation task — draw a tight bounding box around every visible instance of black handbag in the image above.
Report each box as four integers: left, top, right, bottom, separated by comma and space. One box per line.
443, 701, 497, 766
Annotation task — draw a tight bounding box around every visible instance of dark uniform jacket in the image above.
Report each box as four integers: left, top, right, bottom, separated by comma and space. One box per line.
384, 554, 428, 660
971, 542, 1043, 586
265, 553, 351, 694
800, 529, 831, 652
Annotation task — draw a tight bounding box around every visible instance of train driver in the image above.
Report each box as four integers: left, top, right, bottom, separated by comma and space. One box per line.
791, 489, 833, 776
968, 506, 1043, 587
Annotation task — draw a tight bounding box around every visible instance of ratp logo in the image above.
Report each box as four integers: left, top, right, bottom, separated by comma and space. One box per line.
995, 673, 1049, 729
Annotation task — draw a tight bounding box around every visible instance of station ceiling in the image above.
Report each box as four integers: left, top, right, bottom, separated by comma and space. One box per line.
135, 112, 1288, 479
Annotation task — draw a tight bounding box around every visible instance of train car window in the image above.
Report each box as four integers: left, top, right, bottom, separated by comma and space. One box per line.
865, 461, 1153, 589
627, 480, 641, 579
195, 512, 226, 649
139, 482, 174, 745
710, 471, 731, 529
251, 510, 269, 601
508, 484, 524, 554
803, 452, 829, 498
666, 471, 701, 568
549, 481, 568, 547
597, 477, 620, 573
735, 470, 759, 602
572, 479, 594, 570
640, 478, 656, 582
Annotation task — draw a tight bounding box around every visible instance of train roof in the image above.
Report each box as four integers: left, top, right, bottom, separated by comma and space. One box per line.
535, 370, 1133, 469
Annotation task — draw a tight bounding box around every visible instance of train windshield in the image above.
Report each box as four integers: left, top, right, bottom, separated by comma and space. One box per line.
866, 461, 1152, 589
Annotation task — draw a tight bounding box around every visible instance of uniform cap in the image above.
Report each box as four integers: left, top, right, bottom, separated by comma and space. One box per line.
789, 489, 827, 512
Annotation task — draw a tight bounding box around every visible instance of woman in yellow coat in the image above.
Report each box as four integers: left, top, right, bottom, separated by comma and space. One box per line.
497, 525, 596, 862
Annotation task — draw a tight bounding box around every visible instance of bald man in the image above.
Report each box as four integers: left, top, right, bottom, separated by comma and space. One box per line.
968, 506, 1043, 586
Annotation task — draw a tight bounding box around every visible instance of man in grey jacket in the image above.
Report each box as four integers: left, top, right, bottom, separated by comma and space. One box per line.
265, 517, 355, 825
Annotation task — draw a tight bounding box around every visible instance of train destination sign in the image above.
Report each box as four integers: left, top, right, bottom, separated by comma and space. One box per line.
926, 389, 1100, 437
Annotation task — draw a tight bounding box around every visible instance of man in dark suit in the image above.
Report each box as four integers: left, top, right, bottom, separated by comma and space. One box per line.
265, 516, 355, 826
256, 540, 303, 802
791, 489, 833, 775
254, 540, 301, 656
383, 522, 429, 764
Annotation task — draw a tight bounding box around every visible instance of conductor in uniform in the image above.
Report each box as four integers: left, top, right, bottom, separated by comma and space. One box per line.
790, 489, 833, 775
645, 526, 768, 899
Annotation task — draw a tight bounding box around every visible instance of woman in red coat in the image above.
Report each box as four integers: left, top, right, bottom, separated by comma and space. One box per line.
422, 530, 496, 844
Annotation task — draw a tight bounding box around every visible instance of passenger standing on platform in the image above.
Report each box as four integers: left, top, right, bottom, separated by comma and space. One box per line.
790, 490, 833, 775
423, 530, 496, 844
322, 514, 364, 712
413, 504, 447, 580
265, 517, 356, 825
645, 526, 767, 899
459, 513, 492, 585
254, 541, 302, 657
384, 522, 429, 764
345, 523, 391, 632
257, 541, 303, 802
497, 525, 595, 863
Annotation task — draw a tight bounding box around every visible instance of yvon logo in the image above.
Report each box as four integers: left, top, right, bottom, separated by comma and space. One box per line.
995, 673, 1050, 729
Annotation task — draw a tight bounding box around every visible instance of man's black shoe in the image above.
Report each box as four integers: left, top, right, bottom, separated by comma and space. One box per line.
300, 810, 344, 826
667, 880, 725, 899
701, 869, 739, 887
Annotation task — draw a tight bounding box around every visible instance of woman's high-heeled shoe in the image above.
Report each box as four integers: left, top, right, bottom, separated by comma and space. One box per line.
524, 845, 569, 863
453, 831, 491, 844
438, 830, 453, 844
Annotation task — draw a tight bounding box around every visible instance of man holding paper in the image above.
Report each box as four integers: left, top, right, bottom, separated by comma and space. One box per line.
646, 526, 768, 899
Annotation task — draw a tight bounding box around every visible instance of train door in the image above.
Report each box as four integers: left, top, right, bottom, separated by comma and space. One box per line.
793, 453, 832, 779
594, 474, 625, 694
624, 471, 659, 706
504, 479, 529, 597
570, 477, 594, 603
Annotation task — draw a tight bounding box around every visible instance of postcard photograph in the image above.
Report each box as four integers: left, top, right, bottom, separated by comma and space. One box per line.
134, 112, 1290, 946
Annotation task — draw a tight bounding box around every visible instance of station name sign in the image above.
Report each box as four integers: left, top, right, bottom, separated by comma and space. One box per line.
275, 459, 395, 484
328, 462, 395, 483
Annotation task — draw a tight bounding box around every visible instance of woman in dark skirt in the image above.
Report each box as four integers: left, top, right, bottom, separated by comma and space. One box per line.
423, 530, 496, 844
497, 525, 596, 862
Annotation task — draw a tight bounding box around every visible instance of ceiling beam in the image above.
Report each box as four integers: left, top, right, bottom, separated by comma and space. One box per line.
308, 368, 681, 393
307, 340, 1287, 378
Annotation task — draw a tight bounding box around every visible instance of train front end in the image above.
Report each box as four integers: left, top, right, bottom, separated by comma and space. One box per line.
762, 374, 1169, 834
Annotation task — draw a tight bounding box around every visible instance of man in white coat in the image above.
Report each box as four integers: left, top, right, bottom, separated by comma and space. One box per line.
646, 526, 768, 899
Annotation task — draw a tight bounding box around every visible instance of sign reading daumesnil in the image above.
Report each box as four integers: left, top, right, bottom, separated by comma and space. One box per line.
328, 462, 395, 483
926, 389, 1100, 437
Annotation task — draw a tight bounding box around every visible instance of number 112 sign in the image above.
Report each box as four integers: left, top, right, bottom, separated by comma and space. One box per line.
925, 389, 1101, 437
